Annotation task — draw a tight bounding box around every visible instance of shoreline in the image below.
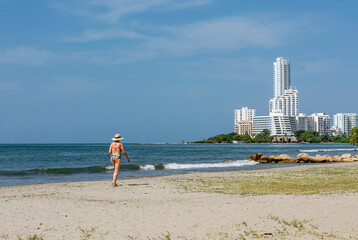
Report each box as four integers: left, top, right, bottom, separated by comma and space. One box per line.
0, 161, 350, 189
0, 161, 355, 188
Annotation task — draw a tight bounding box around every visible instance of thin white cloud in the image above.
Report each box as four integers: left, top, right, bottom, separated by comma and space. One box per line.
0, 47, 53, 66
50, 0, 211, 22
61, 15, 312, 63
62, 28, 148, 42
2, 14, 316, 66
144, 16, 312, 55
159, 0, 210, 10
68, 49, 157, 64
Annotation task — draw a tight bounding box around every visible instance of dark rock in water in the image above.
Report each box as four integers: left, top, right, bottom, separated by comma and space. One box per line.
279, 154, 297, 163
333, 155, 342, 162
297, 153, 310, 161
249, 152, 358, 164
342, 154, 352, 159
249, 154, 258, 161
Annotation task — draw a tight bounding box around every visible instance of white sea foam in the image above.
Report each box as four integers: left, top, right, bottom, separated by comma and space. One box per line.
106, 166, 114, 170
140, 165, 156, 170
299, 148, 358, 153
139, 160, 257, 171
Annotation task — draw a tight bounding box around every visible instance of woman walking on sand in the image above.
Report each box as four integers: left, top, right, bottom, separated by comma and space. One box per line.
109, 134, 130, 187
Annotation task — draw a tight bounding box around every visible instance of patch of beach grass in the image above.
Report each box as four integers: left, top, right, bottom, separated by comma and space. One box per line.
169, 165, 358, 195
147, 216, 349, 239
16, 235, 43, 240
0, 234, 9, 239
78, 226, 108, 240
79, 227, 96, 240
147, 232, 172, 240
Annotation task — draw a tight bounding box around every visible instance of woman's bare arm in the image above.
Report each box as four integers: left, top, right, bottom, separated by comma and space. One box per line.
120, 144, 130, 162
109, 143, 112, 154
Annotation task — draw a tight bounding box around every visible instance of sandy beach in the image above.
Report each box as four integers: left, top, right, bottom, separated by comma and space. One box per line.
1, 162, 358, 240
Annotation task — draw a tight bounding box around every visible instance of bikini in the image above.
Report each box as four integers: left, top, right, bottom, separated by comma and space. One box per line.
111, 143, 121, 161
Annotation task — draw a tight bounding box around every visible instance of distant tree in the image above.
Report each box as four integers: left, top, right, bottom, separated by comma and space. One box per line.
321, 134, 329, 142
349, 127, 358, 146
294, 130, 305, 142
241, 134, 253, 142
292, 130, 349, 144
233, 134, 241, 141
225, 132, 237, 143
253, 134, 261, 143
253, 129, 271, 143
262, 129, 271, 138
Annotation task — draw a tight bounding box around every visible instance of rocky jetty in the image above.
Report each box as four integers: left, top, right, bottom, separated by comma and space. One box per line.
248, 153, 358, 164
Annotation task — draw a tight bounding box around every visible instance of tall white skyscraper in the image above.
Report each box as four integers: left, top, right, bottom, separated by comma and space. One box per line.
269, 88, 299, 116
273, 57, 291, 97
333, 113, 358, 135
270, 57, 298, 117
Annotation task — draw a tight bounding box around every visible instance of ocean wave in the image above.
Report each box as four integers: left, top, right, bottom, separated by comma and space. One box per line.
0, 165, 110, 176
0, 161, 257, 177
299, 148, 358, 153
140, 160, 258, 171
0, 164, 141, 177
139, 164, 165, 170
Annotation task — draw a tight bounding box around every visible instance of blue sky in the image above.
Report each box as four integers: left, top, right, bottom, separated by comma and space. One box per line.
0, 0, 357, 143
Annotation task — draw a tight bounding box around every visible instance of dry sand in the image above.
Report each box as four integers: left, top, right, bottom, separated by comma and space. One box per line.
1, 163, 358, 239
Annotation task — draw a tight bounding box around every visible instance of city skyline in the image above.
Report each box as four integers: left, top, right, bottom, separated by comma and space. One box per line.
235, 57, 356, 137
1, 1, 358, 143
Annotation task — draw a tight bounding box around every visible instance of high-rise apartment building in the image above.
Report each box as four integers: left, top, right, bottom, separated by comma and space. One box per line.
234, 107, 255, 136
273, 57, 291, 97
234, 107, 256, 122
333, 113, 358, 135
295, 113, 312, 131
253, 112, 296, 137
307, 113, 331, 136
269, 88, 299, 116
270, 57, 298, 117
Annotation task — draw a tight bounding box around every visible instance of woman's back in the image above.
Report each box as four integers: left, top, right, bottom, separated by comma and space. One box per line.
111, 142, 122, 155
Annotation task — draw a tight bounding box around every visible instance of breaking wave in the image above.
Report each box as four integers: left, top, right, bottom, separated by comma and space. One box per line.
1, 161, 257, 176
140, 160, 258, 170
299, 148, 358, 153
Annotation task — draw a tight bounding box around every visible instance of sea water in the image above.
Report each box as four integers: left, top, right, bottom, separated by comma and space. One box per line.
0, 143, 356, 186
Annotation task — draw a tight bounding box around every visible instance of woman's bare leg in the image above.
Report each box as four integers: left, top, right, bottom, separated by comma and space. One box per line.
112, 159, 121, 187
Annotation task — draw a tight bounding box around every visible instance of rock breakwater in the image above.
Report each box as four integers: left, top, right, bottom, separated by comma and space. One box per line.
248, 153, 358, 164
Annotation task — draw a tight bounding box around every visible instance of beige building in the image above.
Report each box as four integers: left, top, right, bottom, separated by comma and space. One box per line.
235, 120, 253, 136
